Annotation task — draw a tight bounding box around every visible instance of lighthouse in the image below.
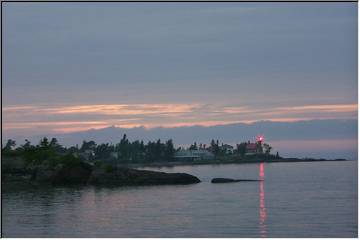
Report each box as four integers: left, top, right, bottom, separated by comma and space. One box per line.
256, 135, 264, 144
256, 135, 264, 154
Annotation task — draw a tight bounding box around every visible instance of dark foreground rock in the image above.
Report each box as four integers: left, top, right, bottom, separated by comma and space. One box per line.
3, 156, 29, 175
211, 178, 262, 183
32, 161, 93, 185
4, 155, 201, 187
88, 167, 201, 186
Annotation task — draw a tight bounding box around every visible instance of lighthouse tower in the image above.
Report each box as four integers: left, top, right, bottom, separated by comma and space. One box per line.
256, 135, 264, 153
256, 135, 264, 144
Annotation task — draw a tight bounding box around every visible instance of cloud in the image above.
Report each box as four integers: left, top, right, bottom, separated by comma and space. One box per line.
274, 104, 357, 113
2, 102, 357, 137
42, 103, 199, 115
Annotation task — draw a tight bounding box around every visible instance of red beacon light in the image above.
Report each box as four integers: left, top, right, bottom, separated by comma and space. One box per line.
256, 135, 264, 143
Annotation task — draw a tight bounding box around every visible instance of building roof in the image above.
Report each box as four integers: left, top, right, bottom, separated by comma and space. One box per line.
246, 143, 257, 150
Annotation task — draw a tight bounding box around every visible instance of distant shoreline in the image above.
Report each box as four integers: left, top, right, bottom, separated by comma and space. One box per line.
3, 156, 351, 190
122, 157, 351, 169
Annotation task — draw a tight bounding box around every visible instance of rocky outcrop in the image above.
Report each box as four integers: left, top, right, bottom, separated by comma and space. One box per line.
52, 161, 93, 185
3, 156, 29, 174
28, 161, 201, 186
32, 163, 56, 183
32, 161, 93, 185
88, 167, 201, 186
211, 178, 262, 183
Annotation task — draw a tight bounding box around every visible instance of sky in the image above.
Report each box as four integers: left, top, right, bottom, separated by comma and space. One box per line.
2, 2, 358, 153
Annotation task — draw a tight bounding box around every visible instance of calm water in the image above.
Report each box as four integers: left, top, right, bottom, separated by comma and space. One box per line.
2, 161, 357, 237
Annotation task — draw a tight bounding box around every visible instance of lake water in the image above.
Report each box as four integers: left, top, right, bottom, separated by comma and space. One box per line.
2, 161, 357, 237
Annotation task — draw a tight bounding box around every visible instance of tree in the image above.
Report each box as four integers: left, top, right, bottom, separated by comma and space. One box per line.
210, 139, 215, 148
155, 139, 162, 161
263, 143, 272, 154
210, 139, 220, 156
49, 137, 65, 153
80, 140, 96, 151
165, 139, 175, 161
120, 134, 128, 145
145, 141, 157, 162
95, 143, 111, 162
39, 137, 49, 148
117, 134, 131, 162
236, 142, 247, 156
22, 139, 32, 149
3, 139, 16, 151
49, 138, 59, 147
256, 141, 263, 154
189, 142, 198, 150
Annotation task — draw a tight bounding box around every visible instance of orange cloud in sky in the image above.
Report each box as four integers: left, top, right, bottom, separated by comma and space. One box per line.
42, 103, 199, 115
53, 121, 249, 133
3, 105, 39, 111
274, 104, 357, 113
4, 121, 107, 129
2, 102, 358, 134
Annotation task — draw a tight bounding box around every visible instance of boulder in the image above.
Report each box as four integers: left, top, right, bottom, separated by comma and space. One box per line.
211, 178, 262, 183
88, 167, 201, 186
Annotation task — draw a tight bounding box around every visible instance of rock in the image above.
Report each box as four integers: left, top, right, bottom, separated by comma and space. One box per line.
52, 161, 92, 185
32, 163, 56, 183
2, 156, 29, 174
24, 157, 201, 187
88, 167, 201, 186
211, 178, 262, 183
32, 161, 93, 185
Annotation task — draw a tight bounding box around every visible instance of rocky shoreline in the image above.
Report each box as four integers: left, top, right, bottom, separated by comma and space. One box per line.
3, 156, 349, 189
3, 159, 201, 188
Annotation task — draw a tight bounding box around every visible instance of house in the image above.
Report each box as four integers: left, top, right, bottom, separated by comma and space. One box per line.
174, 149, 215, 162
245, 143, 263, 155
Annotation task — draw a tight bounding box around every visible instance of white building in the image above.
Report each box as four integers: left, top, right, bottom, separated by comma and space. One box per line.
174, 149, 215, 161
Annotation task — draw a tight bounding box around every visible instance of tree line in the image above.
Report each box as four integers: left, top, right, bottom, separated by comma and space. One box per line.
2, 135, 274, 166
2, 135, 176, 165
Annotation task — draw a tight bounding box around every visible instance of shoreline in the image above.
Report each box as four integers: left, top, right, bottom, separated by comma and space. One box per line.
120, 157, 351, 169
3, 157, 351, 190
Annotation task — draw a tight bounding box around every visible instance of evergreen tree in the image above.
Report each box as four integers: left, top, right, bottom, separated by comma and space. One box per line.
39, 137, 49, 148
236, 142, 247, 156
189, 142, 198, 150
210, 139, 220, 156
3, 139, 16, 151
165, 139, 175, 161
22, 139, 32, 149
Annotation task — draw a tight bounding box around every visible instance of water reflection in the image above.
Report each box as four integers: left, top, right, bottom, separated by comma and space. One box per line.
259, 162, 267, 237
3, 162, 356, 237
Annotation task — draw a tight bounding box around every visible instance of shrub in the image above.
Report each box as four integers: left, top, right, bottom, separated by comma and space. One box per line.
105, 164, 115, 173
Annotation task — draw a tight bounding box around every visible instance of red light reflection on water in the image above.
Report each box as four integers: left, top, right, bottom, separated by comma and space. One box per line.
259, 162, 267, 237
259, 162, 265, 180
